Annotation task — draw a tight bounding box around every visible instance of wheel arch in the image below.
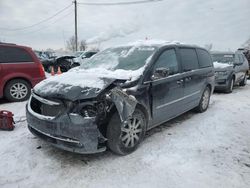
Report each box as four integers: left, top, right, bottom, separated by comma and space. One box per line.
3, 77, 32, 96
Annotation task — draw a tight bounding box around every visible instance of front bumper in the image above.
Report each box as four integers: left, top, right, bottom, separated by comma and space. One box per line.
214, 73, 231, 90
214, 78, 227, 89
26, 105, 106, 154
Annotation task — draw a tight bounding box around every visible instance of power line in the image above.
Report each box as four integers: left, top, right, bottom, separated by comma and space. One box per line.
1, 10, 73, 37
0, 3, 73, 31
78, 0, 164, 6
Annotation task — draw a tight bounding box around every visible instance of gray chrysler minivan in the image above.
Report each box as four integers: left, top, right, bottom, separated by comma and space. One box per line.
26, 41, 215, 155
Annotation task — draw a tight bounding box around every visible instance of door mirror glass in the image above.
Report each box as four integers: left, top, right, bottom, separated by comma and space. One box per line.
152, 67, 170, 80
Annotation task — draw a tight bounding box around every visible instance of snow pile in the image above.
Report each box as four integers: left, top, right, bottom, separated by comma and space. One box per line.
213, 61, 232, 69
35, 66, 146, 93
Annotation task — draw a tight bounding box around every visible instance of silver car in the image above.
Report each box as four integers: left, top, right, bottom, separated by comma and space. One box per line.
211, 50, 249, 93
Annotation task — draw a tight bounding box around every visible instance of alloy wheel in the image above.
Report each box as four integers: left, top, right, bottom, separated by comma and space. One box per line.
230, 79, 234, 91
201, 88, 210, 110
121, 116, 143, 148
10, 83, 28, 100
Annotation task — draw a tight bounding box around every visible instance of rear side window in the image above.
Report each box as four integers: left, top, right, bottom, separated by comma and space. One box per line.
196, 49, 212, 68
179, 48, 199, 71
0, 46, 33, 63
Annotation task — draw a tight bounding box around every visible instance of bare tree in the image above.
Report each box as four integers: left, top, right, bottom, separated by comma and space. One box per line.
242, 37, 250, 49
66, 36, 78, 52
79, 40, 87, 51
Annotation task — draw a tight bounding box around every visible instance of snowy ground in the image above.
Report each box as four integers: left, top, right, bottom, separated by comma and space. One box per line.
0, 84, 250, 188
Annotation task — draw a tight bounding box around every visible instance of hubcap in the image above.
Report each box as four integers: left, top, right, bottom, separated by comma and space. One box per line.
121, 116, 143, 148
10, 83, 28, 99
201, 89, 210, 110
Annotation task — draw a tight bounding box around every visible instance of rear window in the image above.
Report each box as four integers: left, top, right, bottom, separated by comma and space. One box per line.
179, 48, 199, 71
196, 49, 212, 68
0, 46, 33, 63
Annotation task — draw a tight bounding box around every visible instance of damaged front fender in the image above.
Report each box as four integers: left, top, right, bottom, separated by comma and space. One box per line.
110, 88, 138, 122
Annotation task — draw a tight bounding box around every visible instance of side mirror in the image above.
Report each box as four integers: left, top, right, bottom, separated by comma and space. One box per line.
234, 62, 243, 66
152, 67, 170, 80
81, 55, 86, 59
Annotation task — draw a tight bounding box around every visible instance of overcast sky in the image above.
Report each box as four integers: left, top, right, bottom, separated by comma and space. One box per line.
0, 0, 249, 51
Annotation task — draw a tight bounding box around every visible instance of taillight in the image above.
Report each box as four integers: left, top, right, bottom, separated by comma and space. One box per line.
38, 63, 45, 77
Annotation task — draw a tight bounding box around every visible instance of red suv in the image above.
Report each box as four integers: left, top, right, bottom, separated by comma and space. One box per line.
0, 43, 45, 102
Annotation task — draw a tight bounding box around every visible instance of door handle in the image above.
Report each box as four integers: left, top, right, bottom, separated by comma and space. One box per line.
176, 79, 184, 85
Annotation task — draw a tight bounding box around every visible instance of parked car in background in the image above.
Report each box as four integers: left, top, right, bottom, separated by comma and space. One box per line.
73, 50, 98, 64
26, 40, 214, 155
0, 43, 45, 102
211, 50, 249, 93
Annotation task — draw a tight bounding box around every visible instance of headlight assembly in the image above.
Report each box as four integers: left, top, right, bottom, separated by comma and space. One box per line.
215, 71, 228, 77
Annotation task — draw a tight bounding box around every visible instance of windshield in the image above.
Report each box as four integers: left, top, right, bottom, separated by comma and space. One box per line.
212, 54, 235, 64
74, 52, 84, 57
80, 46, 157, 71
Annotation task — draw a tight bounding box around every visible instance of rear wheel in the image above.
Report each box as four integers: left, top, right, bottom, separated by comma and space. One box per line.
4, 79, 31, 102
195, 86, 211, 113
107, 109, 147, 155
239, 73, 247, 86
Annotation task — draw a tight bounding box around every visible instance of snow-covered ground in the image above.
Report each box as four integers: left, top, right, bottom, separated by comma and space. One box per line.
0, 84, 250, 188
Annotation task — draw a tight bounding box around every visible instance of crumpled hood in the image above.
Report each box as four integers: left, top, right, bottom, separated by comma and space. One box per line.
213, 61, 233, 72
33, 68, 139, 101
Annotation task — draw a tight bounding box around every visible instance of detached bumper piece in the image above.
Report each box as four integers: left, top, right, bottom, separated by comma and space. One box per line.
26, 94, 106, 154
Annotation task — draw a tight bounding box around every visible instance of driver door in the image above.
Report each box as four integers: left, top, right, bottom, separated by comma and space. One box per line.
150, 48, 184, 126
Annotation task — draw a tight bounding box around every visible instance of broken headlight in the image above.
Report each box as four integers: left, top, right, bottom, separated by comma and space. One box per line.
80, 105, 97, 118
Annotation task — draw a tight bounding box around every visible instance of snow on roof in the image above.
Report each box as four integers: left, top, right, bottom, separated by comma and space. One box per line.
116, 39, 183, 48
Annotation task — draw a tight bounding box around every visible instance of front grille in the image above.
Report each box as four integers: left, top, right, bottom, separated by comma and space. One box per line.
30, 94, 65, 117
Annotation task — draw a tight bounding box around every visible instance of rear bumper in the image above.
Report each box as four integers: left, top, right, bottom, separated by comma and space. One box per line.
26, 104, 106, 154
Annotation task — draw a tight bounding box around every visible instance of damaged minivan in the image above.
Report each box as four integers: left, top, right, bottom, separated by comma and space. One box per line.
26, 40, 214, 155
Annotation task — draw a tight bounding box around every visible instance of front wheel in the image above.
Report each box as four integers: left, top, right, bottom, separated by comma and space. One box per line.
225, 77, 234, 93
195, 86, 211, 113
107, 109, 147, 155
239, 73, 247, 86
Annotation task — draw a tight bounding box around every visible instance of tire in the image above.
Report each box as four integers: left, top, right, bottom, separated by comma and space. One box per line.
239, 73, 247, 86
107, 109, 147, 155
4, 79, 31, 102
195, 86, 211, 113
225, 77, 234, 93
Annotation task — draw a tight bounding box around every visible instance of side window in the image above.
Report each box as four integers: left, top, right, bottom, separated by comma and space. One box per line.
239, 54, 245, 63
196, 49, 212, 68
0, 46, 33, 63
154, 49, 179, 75
234, 54, 240, 63
179, 48, 199, 71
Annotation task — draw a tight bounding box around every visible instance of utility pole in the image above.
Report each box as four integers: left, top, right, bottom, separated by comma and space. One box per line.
74, 0, 78, 51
